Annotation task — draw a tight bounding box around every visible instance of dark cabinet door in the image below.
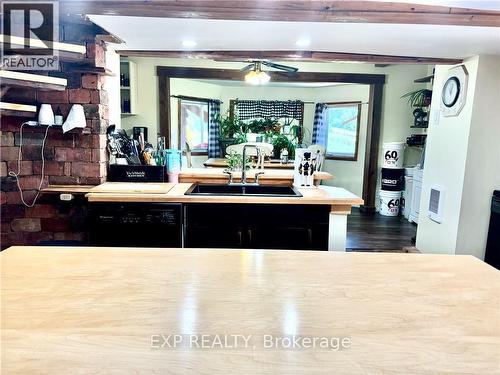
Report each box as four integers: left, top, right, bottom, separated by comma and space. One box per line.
248, 224, 328, 250
184, 204, 246, 248
184, 203, 330, 250
185, 226, 245, 248
247, 226, 309, 250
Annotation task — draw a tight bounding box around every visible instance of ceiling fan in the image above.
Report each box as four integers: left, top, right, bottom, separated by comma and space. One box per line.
240, 60, 299, 85
240, 60, 299, 73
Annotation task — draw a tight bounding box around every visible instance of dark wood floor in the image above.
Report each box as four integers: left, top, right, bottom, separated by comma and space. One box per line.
347, 208, 417, 251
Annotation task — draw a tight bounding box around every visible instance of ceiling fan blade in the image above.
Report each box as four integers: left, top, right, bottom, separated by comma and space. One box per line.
213, 59, 253, 63
240, 63, 255, 72
261, 61, 298, 72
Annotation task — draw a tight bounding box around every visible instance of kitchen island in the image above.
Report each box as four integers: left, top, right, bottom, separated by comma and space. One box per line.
86, 182, 362, 251
2, 246, 499, 374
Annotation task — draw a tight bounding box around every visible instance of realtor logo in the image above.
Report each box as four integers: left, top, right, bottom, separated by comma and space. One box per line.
1, 1, 59, 70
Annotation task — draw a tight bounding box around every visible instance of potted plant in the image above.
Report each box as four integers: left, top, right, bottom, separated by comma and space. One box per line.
245, 119, 262, 142
272, 133, 295, 159
401, 89, 432, 108
218, 113, 242, 155
401, 89, 432, 128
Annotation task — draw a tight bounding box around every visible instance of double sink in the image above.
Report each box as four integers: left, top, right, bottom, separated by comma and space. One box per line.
185, 183, 302, 197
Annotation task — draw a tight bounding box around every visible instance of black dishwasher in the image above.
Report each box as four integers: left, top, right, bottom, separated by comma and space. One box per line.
88, 203, 182, 248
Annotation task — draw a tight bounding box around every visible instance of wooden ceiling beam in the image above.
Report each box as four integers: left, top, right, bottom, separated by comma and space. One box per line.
60, 1, 500, 27
156, 66, 386, 84
118, 50, 463, 65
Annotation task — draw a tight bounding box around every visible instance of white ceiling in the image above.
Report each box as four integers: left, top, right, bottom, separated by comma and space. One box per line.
89, 15, 500, 59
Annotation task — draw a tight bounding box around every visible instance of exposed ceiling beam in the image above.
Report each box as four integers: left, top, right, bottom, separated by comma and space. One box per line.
156, 66, 386, 84
118, 50, 463, 65
60, 1, 500, 27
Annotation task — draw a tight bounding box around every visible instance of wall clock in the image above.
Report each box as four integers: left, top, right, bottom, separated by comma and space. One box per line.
441, 65, 468, 117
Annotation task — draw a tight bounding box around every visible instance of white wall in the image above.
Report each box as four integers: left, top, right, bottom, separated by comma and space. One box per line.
457, 55, 500, 258
416, 55, 500, 259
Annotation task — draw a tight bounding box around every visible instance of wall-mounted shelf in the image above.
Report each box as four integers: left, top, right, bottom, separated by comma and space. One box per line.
0, 34, 86, 54
0, 101, 37, 117
120, 59, 137, 115
62, 63, 115, 76
0, 70, 67, 91
0, 34, 86, 63
414, 75, 434, 83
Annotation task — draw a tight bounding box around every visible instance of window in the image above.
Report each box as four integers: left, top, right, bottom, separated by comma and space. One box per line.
179, 99, 209, 154
325, 102, 361, 161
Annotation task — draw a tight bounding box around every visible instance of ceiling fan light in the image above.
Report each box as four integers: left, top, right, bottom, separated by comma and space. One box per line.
245, 70, 270, 85
259, 71, 271, 84
244, 70, 259, 85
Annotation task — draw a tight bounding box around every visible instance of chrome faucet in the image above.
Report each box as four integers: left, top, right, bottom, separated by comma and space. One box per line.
242, 144, 261, 185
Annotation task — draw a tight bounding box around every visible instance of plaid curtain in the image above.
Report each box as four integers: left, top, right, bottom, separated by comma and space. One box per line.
208, 100, 221, 158
312, 103, 327, 146
235, 100, 303, 120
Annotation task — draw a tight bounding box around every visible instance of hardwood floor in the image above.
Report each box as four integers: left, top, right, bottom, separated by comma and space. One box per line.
347, 208, 417, 252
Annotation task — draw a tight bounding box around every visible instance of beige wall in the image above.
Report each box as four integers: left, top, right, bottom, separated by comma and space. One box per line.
416, 55, 500, 259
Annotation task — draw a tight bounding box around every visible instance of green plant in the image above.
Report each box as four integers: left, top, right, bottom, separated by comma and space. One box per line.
401, 89, 432, 108
245, 118, 281, 134
272, 133, 296, 159
246, 119, 264, 134
233, 131, 247, 144
218, 112, 242, 139
288, 124, 309, 146
225, 151, 251, 171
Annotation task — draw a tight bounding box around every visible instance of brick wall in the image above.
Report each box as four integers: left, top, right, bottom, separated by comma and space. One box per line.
1, 24, 111, 249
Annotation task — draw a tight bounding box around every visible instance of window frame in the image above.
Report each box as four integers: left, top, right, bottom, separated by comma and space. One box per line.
324, 101, 362, 162
177, 97, 210, 156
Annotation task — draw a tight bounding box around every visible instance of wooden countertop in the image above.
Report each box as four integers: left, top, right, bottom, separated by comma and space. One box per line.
41, 184, 97, 194
179, 167, 332, 185
2, 246, 499, 374
204, 157, 295, 169
86, 182, 363, 206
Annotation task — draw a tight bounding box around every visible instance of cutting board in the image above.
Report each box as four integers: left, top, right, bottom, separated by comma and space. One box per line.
89, 182, 175, 195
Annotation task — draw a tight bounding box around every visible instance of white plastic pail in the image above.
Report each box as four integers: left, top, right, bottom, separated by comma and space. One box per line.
379, 190, 402, 216
383, 142, 405, 168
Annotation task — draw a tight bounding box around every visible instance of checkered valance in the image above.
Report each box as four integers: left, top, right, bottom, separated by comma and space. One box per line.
235, 100, 303, 120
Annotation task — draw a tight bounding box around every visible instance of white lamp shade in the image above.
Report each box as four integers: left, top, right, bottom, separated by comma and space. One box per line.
62, 104, 87, 133
38, 104, 55, 125
244, 70, 271, 85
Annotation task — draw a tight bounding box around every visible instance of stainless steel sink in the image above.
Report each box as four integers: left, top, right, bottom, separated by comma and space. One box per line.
185, 184, 302, 197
